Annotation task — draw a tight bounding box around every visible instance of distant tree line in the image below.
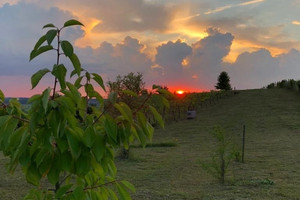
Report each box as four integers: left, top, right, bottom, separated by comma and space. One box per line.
265, 79, 300, 91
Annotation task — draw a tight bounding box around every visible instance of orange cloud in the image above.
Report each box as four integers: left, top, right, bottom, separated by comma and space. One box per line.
292, 20, 300, 25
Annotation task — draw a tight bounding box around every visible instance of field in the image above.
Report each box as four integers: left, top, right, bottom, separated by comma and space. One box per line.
1, 88, 300, 199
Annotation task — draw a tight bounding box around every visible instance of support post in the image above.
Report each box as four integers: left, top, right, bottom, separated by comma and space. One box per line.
242, 125, 246, 163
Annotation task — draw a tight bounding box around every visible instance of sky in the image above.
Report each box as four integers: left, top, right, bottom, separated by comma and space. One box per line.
1, 0, 300, 97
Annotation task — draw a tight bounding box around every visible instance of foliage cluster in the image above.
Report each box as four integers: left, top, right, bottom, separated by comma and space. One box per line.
0, 20, 167, 199
266, 79, 300, 91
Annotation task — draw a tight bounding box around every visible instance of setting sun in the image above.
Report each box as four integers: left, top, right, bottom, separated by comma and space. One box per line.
176, 90, 185, 95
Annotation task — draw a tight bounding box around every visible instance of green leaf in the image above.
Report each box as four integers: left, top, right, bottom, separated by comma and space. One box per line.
63, 19, 84, 28
30, 45, 53, 61
91, 73, 106, 92
7, 126, 26, 150
69, 53, 81, 77
61, 40, 74, 57
25, 164, 41, 186
114, 103, 132, 123
66, 128, 81, 159
33, 35, 46, 50
0, 89, 4, 102
75, 154, 91, 176
0, 118, 19, 150
66, 82, 81, 101
31, 68, 50, 89
47, 165, 60, 185
74, 76, 83, 88
85, 83, 95, 98
149, 105, 164, 128
92, 134, 105, 162
135, 124, 147, 147
104, 115, 118, 142
42, 88, 51, 113
55, 184, 73, 198
121, 180, 136, 193
137, 112, 153, 140
46, 29, 57, 45
52, 64, 67, 90
108, 189, 118, 200
43, 23, 56, 29
83, 126, 95, 148
34, 148, 49, 168
116, 183, 132, 200
122, 90, 138, 97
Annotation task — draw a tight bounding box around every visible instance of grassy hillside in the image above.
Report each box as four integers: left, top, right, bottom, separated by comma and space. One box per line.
1, 89, 300, 199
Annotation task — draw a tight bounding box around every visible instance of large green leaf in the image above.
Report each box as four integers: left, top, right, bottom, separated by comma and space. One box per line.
92, 134, 105, 162
74, 76, 83, 88
46, 29, 57, 45
149, 105, 164, 128
66, 82, 81, 102
31, 68, 50, 89
63, 19, 84, 28
91, 73, 106, 92
134, 124, 147, 147
25, 164, 41, 186
114, 103, 132, 123
0, 89, 4, 102
83, 126, 95, 148
51, 64, 67, 90
69, 53, 81, 77
104, 115, 118, 142
116, 183, 132, 200
75, 154, 91, 176
42, 88, 51, 113
47, 165, 60, 185
66, 128, 81, 159
30, 45, 53, 61
61, 40, 74, 57
0, 118, 19, 150
7, 126, 26, 152
33, 35, 46, 50
121, 180, 136, 193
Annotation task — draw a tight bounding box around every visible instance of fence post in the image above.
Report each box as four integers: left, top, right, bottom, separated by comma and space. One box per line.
242, 125, 246, 163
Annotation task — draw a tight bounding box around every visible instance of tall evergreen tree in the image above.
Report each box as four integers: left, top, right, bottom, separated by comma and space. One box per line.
215, 71, 232, 90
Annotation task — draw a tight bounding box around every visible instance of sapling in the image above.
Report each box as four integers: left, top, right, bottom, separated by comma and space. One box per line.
201, 126, 237, 184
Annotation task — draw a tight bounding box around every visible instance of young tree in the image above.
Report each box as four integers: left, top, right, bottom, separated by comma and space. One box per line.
107, 72, 146, 109
0, 19, 167, 199
215, 71, 232, 91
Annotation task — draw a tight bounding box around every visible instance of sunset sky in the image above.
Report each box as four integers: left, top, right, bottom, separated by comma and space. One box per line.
1, 0, 300, 97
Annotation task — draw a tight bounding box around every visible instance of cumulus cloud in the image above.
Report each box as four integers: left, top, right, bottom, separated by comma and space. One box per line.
187, 28, 234, 88
76, 36, 152, 81
225, 48, 300, 89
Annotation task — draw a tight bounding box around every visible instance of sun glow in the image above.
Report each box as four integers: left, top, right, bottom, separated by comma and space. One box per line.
176, 90, 185, 95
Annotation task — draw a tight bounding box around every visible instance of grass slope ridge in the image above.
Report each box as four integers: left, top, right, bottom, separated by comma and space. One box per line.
1, 89, 300, 199
117, 89, 300, 200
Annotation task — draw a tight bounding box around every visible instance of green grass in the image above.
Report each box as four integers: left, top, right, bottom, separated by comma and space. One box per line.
1, 89, 300, 199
